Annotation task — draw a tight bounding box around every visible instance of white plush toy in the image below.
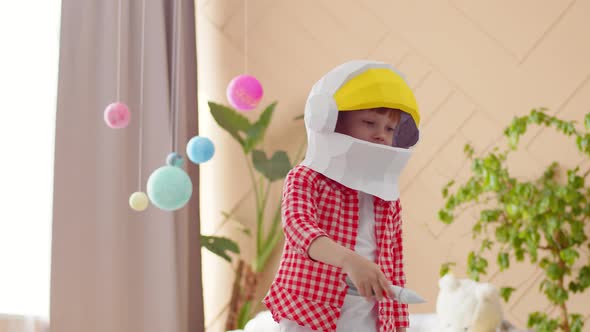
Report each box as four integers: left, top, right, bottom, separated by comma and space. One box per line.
226, 310, 279, 332
242, 311, 280, 332
231, 275, 532, 332
436, 274, 503, 332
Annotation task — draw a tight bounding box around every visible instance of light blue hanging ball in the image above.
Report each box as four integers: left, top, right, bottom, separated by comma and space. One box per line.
166, 152, 184, 168
147, 165, 192, 211
186, 136, 215, 164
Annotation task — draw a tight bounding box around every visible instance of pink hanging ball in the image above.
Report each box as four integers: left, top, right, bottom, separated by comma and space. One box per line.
226, 75, 263, 111
104, 102, 131, 128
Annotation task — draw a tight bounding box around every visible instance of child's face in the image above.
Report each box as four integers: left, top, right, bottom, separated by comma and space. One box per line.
334, 109, 399, 146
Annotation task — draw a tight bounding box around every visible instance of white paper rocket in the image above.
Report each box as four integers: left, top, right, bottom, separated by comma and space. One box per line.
389, 284, 426, 304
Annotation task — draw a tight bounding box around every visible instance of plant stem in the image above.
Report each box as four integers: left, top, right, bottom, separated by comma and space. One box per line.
257, 180, 272, 258
448, 196, 495, 222
243, 153, 261, 211
213, 186, 256, 235
293, 138, 307, 164
265, 203, 282, 247
560, 301, 570, 332
257, 208, 283, 273
243, 153, 264, 258
226, 259, 245, 331
260, 181, 272, 219
558, 259, 570, 332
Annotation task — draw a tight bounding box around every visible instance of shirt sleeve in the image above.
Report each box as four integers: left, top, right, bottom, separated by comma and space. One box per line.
392, 200, 409, 327
281, 166, 329, 259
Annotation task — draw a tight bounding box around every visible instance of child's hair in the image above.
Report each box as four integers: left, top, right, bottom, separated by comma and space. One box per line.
367, 107, 402, 123
336, 107, 403, 128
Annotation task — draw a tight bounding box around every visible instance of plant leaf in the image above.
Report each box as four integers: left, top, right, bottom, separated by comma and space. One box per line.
243, 102, 277, 153
585, 113, 590, 130
570, 313, 584, 332
500, 287, 515, 302
208, 102, 251, 150
200, 235, 240, 263
560, 248, 580, 266
252, 150, 292, 182
439, 262, 456, 277
498, 252, 510, 271
438, 209, 453, 224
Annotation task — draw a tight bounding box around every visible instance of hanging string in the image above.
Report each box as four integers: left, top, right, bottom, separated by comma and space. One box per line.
174, 0, 182, 152
244, 0, 248, 74
116, 0, 122, 101
137, 0, 146, 191
170, 0, 180, 152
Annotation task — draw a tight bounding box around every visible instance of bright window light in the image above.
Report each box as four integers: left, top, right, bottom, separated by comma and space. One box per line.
0, 1, 61, 318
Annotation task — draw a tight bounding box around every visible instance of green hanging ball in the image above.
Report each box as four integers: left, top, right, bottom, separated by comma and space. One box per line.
147, 166, 192, 211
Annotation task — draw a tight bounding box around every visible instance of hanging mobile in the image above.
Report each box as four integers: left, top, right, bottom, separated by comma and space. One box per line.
226, 0, 263, 112
129, 0, 149, 211
146, 0, 193, 211
104, 0, 130, 129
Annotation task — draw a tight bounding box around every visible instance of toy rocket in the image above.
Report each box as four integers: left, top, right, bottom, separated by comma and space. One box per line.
389, 284, 426, 304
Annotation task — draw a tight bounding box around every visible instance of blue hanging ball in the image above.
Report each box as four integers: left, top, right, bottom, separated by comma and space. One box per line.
147, 166, 192, 211
186, 136, 215, 164
166, 152, 184, 168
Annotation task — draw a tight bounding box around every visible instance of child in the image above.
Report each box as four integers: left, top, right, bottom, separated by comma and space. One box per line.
263, 60, 421, 332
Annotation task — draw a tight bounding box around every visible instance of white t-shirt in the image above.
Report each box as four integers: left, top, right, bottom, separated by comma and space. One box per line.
355, 190, 377, 261
345, 190, 377, 294
280, 191, 379, 332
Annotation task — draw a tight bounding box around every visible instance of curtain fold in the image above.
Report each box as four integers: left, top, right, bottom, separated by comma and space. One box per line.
50, 1, 203, 332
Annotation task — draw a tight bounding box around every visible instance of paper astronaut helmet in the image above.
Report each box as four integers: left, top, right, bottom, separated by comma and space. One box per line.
301, 60, 420, 201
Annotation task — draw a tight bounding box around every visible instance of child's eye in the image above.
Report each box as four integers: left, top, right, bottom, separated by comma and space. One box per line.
386, 127, 395, 132
363, 120, 375, 126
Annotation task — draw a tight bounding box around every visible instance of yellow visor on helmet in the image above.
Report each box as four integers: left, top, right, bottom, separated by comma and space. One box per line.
333, 68, 420, 126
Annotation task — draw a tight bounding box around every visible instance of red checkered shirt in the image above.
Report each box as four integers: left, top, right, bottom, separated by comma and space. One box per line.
263, 165, 408, 331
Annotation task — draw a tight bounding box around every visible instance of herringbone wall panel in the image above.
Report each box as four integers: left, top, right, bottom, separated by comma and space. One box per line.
197, 1, 590, 331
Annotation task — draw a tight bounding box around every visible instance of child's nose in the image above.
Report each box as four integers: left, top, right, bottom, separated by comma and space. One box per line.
373, 129, 387, 142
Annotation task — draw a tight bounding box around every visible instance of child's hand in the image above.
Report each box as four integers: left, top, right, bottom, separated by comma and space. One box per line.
396, 328, 406, 332
341, 252, 393, 301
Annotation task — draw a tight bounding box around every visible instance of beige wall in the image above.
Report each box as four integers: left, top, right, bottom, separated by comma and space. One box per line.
197, 1, 590, 331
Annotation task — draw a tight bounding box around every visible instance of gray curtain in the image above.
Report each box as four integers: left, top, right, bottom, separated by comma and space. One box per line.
51, 1, 203, 332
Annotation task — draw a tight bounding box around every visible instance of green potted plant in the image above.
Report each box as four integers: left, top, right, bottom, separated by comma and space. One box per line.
438, 109, 590, 332
203, 101, 305, 330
